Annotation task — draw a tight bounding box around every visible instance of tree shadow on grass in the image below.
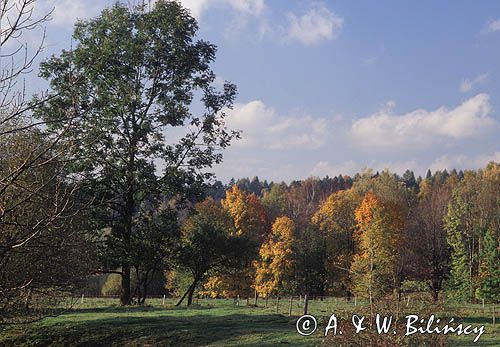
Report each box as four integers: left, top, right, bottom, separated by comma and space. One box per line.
1, 311, 298, 347
70, 303, 222, 315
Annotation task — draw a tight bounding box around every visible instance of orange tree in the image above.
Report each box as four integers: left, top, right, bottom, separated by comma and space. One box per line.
350, 192, 405, 310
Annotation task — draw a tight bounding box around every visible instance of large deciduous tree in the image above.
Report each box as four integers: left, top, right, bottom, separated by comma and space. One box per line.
175, 199, 253, 306
312, 188, 359, 295
351, 191, 404, 312
34, 1, 238, 305
206, 186, 268, 298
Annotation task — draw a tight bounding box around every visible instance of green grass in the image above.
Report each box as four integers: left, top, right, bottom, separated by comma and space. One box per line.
0, 297, 498, 346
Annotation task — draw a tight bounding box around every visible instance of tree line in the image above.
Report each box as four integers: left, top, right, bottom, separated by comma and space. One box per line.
173, 166, 498, 309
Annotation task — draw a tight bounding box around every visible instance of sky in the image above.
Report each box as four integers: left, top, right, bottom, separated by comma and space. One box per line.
9, 0, 500, 182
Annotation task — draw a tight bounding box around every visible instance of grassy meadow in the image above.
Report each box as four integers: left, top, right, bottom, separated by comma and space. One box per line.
0, 297, 497, 346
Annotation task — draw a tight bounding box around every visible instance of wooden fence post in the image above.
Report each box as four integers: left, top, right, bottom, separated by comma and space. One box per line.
265, 294, 268, 308
493, 305, 496, 327
276, 296, 280, 313
162, 294, 166, 305
303, 294, 308, 315
288, 296, 293, 316
81, 294, 84, 304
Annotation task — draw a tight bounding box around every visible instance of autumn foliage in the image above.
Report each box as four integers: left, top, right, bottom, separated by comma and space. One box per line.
255, 216, 296, 296
170, 165, 498, 306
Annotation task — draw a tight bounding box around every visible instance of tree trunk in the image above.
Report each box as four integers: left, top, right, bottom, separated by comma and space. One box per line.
176, 277, 200, 307
176, 282, 195, 306
138, 270, 151, 305
120, 264, 131, 305
432, 288, 439, 302
139, 280, 148, 305
121, 146, 135, 306
187, 284, 196, 306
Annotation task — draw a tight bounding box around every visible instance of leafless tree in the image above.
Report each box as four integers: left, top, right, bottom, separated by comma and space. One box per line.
0, 1, 94, 324
410, 182, 452, 302
1, 0, 52, 134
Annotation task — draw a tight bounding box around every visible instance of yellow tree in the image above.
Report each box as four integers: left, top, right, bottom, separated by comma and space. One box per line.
312, 188, 359, 295
204, 186, 269, 298
255, 216, 296, 297
221, 185, 269, 240
350, 192, 403, 312
351, 170, 410, 301
174, 198, 254, 306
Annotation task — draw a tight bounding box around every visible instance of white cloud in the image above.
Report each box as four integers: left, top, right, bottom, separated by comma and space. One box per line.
487, 19, 500, 32
227, 0, 265, 15
311, 160, 359, 176
177, 0, 211, 19
215, 157, 298, 182
350, 94, 496, 150
430, 152, 500, 172
311, 159, 419, 177
286, 4, 343, 45
459, 73, 489, 93
39, 0, 264, 28
40, 0, 97, 27
373, 160, 420, 174
474, 151, 500, 165
227, 100, 327, 149
178, 0, 264, 19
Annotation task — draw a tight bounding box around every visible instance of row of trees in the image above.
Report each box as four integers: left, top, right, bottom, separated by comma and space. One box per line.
174, 165, 498, 308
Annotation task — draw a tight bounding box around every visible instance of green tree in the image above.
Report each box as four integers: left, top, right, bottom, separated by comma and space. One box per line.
34, 1, 238, 305
262, 183, 288, 222
130, 207, 179, 304
444, 191, 471, 302
476, 229, 499, 302
402, 169, 418, 191
294, 224, 327, 296
175, 199, 254, 306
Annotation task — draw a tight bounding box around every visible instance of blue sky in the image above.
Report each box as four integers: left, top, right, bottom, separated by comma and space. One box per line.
15, 0, 500, 182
